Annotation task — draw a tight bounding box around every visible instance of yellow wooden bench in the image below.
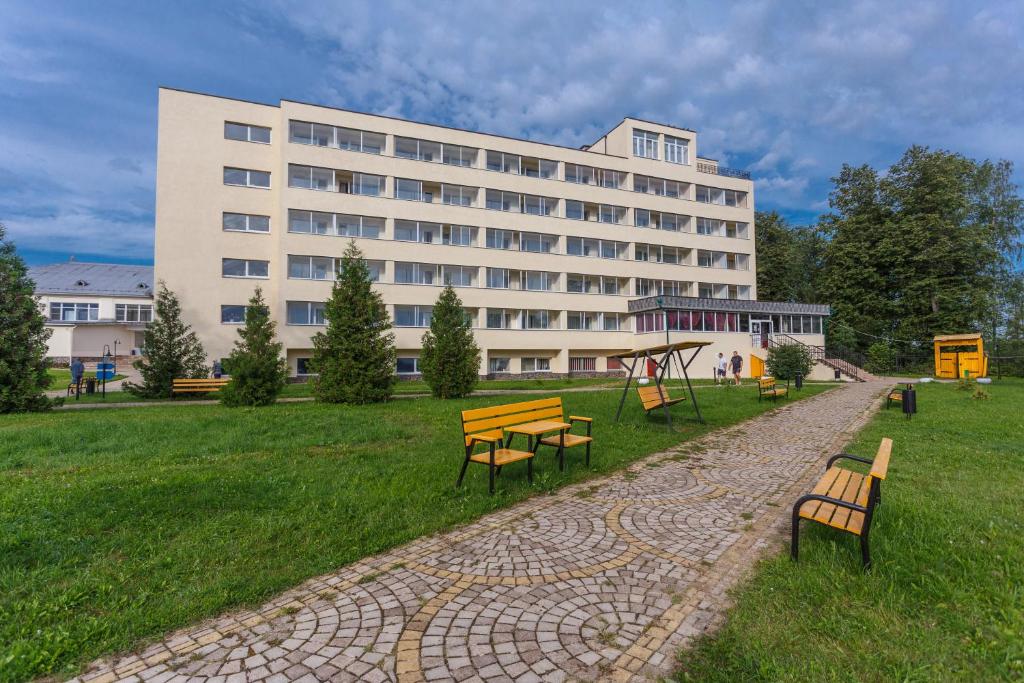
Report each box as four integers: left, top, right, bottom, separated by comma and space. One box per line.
637, 384, 686, 413
886, 388, 903, 409
457, 397, 593, 493
171, 378, 230, 395
757, 376, 789, 402
791, 437, 892, 568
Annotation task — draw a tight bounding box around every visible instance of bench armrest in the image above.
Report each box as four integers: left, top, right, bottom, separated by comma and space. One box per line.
569, 416, 592, 423
827, 453, 873, 469
470, 434, 502, 445
794, 493, 867, 514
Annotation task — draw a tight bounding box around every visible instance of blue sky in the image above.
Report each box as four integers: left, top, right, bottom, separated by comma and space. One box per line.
2, 0, 1023, 265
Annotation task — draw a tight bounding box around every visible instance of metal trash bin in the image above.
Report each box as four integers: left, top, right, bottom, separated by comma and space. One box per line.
795, 372, 803, 390
85, 377, 97, 394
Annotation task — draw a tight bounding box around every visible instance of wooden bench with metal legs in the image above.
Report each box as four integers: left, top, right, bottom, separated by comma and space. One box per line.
457, 397, 593, 493
758, 376, 789, 402
791, 437, 892, 568
886, 388, 903, 409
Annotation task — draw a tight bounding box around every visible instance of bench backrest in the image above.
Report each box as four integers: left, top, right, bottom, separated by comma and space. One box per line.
637, 384, 671, 410
173, 378, 230, 386
758, 377, 776, 390
461, 397, 564, 446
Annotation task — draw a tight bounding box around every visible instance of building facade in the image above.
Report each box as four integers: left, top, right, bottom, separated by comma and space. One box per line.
155, 87, 827, 379
29, 261, 153, 364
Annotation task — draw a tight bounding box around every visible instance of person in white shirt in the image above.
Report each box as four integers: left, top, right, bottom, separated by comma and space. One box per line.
716, 353, 728, 385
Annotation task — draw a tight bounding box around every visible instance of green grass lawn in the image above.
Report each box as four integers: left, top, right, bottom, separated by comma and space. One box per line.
0, 383, 830, 681
674, 379, 1024, 682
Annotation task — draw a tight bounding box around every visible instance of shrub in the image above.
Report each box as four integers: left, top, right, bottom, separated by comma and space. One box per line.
765, 344, 813, 380
218, 288, 288, 407
0, 222, 57, 412
124, 283, 207, 398
865, 342, 896, 374
311, 241, 396, 403
420, 285, 481, 398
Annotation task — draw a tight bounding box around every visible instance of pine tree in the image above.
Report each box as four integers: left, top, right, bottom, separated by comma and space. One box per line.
218, 287, 287, 407
0, 223, 56, 413
311, 241, 396, 403
124, 282, 208, 398
420, 285, 481, 398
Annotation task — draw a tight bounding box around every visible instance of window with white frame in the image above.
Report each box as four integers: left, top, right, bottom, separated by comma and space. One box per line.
225, 122, 271, 144
397, 357, 421, 374
115, 303, 153, 323
395, 178, 425, 201
442, 265, 476, 287
602, 313, 622, 331
220, 305, 246, 324
485, 228, 514, 249
223, 212, 270, 233
443, 225, 475, 246
567, 311, 596, 330
635, 209, 650, 228
488, 357, 510, 373
521, 357, 551, 372
698, 250, 714, 268
443, 144, 477, 167
288, 255, 336, 280
395, 136, 441, 162
352, 172, 384, 196
696, 217, 719, 235
633, 129, 659, 158
724, 189, 745, 207
565, 200, 584, 220
523, 194, 557, 216
394, 262, 436, 285
288, 120, 384, 154
394, 305, 433, 327
486, 308, 515, 328
441, 184, 477, 207
49, 302, 98, 321
598, 204, 626, 224
634, 175, 684, 198
486, 151, 521, 174
565, 164, 595, 185
519, 232, 556, 253
286, 301, 326, 325
287, 210, 381, 238
486, 268, 510, 289
523, 271, 556, 291
224, 167, 270, 188
395, 220, 441, 244
664, 135, 689, 165
222, 258, 269, 278
288, 164, 334, 191
601, 277, 620, 295
485, 189, 520, 212
523, 310, 552, 329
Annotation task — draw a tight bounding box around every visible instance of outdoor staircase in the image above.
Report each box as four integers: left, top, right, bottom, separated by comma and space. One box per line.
767, 333, 875, 382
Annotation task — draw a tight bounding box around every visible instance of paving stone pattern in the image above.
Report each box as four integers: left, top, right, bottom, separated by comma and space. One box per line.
72, 381, 887, 683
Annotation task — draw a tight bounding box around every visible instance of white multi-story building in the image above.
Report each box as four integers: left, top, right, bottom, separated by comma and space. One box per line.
155, 87, 829, 378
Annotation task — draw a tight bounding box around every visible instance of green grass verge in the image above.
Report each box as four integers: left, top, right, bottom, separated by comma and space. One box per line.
674, 379, 1024, 682
0, 384, 830, 680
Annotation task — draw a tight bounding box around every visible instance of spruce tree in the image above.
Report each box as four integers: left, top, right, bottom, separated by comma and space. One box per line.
419, 284, 481, 398
218, 287, 287, 407
311, 241, 396, 403
124, 282, 208, 398
0, 223, 56, 413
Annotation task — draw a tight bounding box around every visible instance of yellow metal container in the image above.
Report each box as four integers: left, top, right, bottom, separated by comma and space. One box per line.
933, 333, 987, 378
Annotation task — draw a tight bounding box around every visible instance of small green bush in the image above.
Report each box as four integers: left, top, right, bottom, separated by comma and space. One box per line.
865, 342, 896, 374
765, 344, 813, 380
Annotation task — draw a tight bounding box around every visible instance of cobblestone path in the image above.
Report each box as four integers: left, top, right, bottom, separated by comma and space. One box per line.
71, 381, 887, 683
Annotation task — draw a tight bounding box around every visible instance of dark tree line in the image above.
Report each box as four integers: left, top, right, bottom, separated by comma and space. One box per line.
757, 146, 1023, 364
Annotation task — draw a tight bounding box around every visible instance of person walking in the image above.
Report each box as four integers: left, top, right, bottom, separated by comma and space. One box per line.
716, 352, 727, 386
212, 359, 223, 379
70, 357, 85, 394
730, 351, 743, 386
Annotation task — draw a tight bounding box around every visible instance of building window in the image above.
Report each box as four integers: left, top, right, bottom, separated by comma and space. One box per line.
395, 220, 441, 244
633, 130, 659, 159
488, 357, 510, 373
565, 200, 584, 221
223, 167, 270, 188
223, 212, 270, 233
698, 251, 714, 268
220, 305, 246, 324
486, 151, 521, 174
288, 255, 336, 280
567, 311, 596, 330
521, 357, 551, 372
288, 120, 384, 154
519, 232, 556, 254
296, 358, 313, 375
523, 310, 552, 329
664, 135, 689, 165
442, 265, 476, 287
486, 308, 515, 329
397, 357, 421, 374
288, 210, 380, 239
115, 303, 153, 323
635, 209, 650, 228
523, 271, 556, 291
485, 229, 514, 250
222, 258, 269, 278
444, 225, 475, 246
354, 172, 384, 196
569, 357, 597, 372
286, 301, 326, 325
394, 305, 433, 327
442, 184, 477, 207
602, 313, 621, 331
696, 218, 719, 235
486, 268, 510, 289
523, 194, 557, 216
599, 205, 626, 224
224, 122, 271, 144
49, 302, 98, 322
443, 144, 477, 167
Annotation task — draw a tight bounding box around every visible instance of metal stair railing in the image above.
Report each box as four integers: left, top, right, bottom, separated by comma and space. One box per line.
765, 334, 870, 381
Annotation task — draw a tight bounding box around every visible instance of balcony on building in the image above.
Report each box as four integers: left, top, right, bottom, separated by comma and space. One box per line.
485, 150, 558, 179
